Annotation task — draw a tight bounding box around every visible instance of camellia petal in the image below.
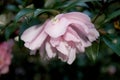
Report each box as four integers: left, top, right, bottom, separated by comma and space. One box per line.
45, 17, 70, 38
0, 40, 14, 74
69, 20, 90, 33
76, 43, 85, 52
45, 42, 56, 58
67, 48, 76, 64
21, 25, 43, 42
87, 29, 100, 42
64, 12, 91, 23
49, 37, 61, 47
63, 27, 81, 42
56, 41, 69, 56
25, 31, 47, 50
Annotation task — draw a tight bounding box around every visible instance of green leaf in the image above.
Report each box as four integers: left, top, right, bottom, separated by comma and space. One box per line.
77, 0, 98, 2
44, 0, 55, 8
104, 9, 120, 23
86, 41, 99, 62
34, 9, 47, 17
15, 8, 34, 22
5, 24, 17, 39
94, 14, 106, 24
59, 0, 98, 11
34, 9, 59, 17
103, 35, 120, 56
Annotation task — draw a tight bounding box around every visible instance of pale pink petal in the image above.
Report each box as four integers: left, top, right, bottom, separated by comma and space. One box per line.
64, 12, 91, 23
70, 24, 92, 48
50, 37, 62, 47
21, 19, 50, 42
67, 48, 76, 64
21, 25, 43, 42
63, 27, 80, 42
56, 41, 69, 56
45, 42, 56, 58
45, 17, 70, 38
69, 20, 90, 33
87, 29, 99, 42
24, 31, 47, 50
70, 24, 89, 42
76, 43, 85, 52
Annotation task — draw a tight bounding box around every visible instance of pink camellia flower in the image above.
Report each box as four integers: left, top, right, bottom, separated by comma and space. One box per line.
0, 40, 14, 74
21, 12, 99, 64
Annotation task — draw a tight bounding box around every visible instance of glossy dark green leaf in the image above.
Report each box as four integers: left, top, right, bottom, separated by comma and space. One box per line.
15, 8, 34, 22
77, 0, 98, 2
44, 0, 55, 8
104, 9, 120, 23
59, 0, 98, 11
103, 35, 120, 56
94, 14, 106, 24
34, 9, 47, 17
86, 41, 99, 62
5, 24, 17, 39
34, 9, 59, 17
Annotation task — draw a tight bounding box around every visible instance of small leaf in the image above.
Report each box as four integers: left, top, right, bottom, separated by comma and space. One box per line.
34, 9, 59, 17
15, 8, 34, 22
5, 24, 17, 39
34, 9, 47, 17
86, 41, 99, 62
104, 9, 120, 23
77, 0, 98, 2
94, 14, 106, 24
44, 0, 55, 8
60, 0, 98, 11
103, 35, 120, 56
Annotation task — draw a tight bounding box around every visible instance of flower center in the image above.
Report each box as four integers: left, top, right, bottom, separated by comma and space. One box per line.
51, 17, 59, 24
